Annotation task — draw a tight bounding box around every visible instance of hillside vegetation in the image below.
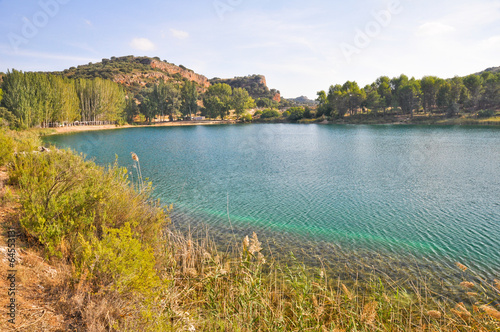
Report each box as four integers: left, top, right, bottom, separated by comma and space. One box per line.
1, 57, 500, 128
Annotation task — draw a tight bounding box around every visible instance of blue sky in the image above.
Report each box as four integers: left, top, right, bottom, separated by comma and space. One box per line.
1, 0, 499, 98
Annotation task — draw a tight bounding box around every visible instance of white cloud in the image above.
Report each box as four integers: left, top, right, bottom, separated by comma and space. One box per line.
84, 19, 92, 27
170, 28, 189, 40
129, 38, 156, 51
0, 46, 99, 63
416, 22, 455, 37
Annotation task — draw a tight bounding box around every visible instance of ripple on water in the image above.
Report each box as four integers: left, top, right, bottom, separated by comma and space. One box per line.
44, 124, 500, 281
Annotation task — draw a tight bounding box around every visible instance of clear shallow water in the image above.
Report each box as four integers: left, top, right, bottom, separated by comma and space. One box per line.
45, 124, 500, 279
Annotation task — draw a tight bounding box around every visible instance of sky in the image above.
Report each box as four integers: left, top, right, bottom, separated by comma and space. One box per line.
0, 0, 499, 99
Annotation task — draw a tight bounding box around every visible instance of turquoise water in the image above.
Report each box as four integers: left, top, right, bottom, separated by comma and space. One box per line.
45, 124, 500, 278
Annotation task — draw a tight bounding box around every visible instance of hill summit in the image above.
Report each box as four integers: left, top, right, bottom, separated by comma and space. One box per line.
55, 55, 210, 95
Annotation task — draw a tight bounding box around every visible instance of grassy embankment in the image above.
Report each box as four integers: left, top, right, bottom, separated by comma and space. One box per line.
0, 128, 499, 331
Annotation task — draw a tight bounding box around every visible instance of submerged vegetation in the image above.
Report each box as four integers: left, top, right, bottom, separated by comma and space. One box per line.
0, 129, 499, 331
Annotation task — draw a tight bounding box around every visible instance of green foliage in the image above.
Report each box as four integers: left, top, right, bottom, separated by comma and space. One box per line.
232, 87, 255, 117
180, 81, 199, 117
395, 77, 421, 117
203, 83, 232, 119
78, 223, 160, 295
0, 130, 14, 166
76, 77, 126, 122
240, 112, 252, 122
260, 109, 280, 119
140, 82, 181, 122
477, 109, 495, 118
319, 70, 499, 119
303, 107, 315, 119
124, 95, 139, 123
253, 110, 263, 116
11, 150, 167, 258
288, 107, 305, 121
210, 75, 276, 100
256, 98, 273, 108
1, 70, 126, 128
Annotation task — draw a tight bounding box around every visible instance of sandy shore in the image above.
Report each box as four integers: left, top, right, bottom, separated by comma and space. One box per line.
51, 120, 236, 135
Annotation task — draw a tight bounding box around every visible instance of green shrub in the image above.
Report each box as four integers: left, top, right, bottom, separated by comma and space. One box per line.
77, 223, 160, 295
288, 107, 305, 121
0, 130, 14, 166
11, 150, 167, 258
240, 113, 252, 122
261, 109, 280, 119
477, 109, 495, 118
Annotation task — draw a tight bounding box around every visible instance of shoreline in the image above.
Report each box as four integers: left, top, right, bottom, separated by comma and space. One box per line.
48, 117, 500, 136
50, 120, 237, 135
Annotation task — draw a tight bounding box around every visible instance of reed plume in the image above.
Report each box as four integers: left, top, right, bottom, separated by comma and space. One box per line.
460, 281, 475, 289
130, 152, 144, 192
451, 302, 471, 320
361, 301, 377, 325
481, 305, 500, 321
427, 310, 442, 319
494, 279, 500, 292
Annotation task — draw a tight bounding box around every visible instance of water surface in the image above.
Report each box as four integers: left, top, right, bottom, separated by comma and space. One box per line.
45, 124, 500, 279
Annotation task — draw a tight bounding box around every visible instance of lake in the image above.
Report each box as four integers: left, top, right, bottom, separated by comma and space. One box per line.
45, 124, 500, 282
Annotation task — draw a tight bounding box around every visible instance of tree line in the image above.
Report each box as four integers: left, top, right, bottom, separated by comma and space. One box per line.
0, 70, 126, 129
316, 71, 500, 119
0, 70, 259, 128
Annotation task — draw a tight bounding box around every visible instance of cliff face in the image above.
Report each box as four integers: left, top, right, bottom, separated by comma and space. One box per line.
148, 59, 210, 88
112, 58, 210, 90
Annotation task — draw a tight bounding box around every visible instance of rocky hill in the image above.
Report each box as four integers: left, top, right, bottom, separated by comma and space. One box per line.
477, 66, 500, 75
210, 74, 281, 102
288, 96, 318, 106
52, 57, 283, 103
54, 56, 210, 95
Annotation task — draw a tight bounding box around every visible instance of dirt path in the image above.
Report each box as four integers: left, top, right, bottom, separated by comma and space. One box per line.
0, 168, 68, 331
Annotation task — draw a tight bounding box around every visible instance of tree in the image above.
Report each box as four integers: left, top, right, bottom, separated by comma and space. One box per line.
76, 77, 126, 123
480, 73, 500, 109
287, 107, 305, 121
463, 74, 483, 111
180, 81, 199, 118
396, 78, 421, 118
436, 81, 452, 110
138, 82, 181, 122
124, 95, 139, 123
232, 87, 255, 118
327, 84, 348, 118
261, 109, 280, 119
376, 76, 392, 114
342, 81, 365, 115
203, 83, 232, 119
316, 90, 327, 105
363, 84, 381, 113
420, 76, 441, 113
158, 82, 181, 121
256, 98, 272, 108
